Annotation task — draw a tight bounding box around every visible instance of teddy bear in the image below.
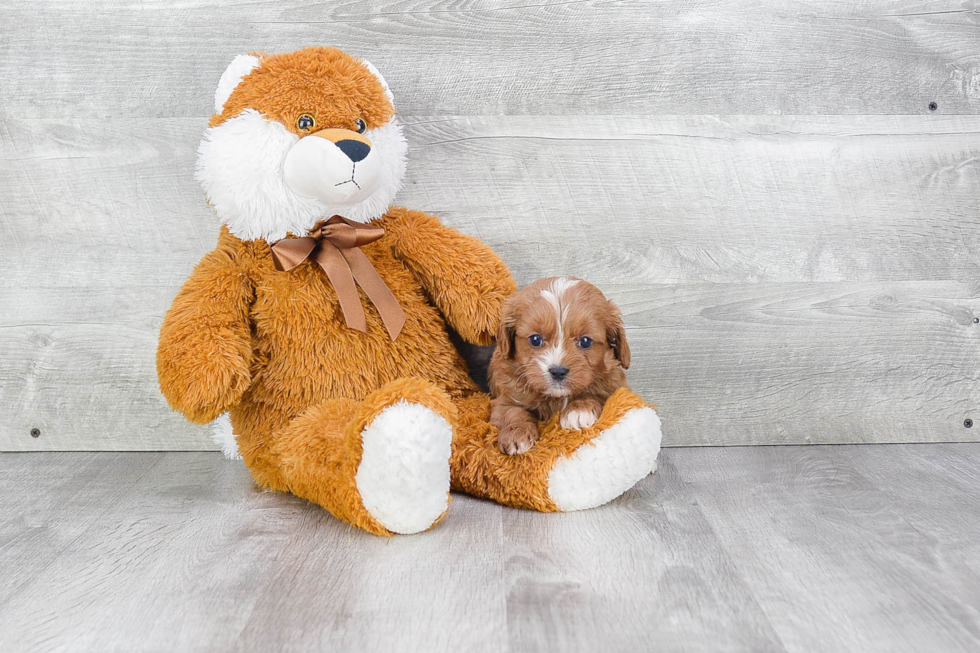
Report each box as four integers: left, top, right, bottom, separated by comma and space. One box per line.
156, 46, 662, 536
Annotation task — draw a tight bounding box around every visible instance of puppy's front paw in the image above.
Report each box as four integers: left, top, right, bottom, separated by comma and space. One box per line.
498, 423, 539, 455
560, 398, 602, 430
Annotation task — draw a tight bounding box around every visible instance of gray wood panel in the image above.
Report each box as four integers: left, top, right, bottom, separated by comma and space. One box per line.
3, 446, 980, 651
0, 453, 163, 614
405, 115, 980, 286
670, 444, 980, 652
2, 115, 979, 449
503, 457, 785, 652
0, 452, 509, 652
1, 0, 979, 118
619, 280, 980, 446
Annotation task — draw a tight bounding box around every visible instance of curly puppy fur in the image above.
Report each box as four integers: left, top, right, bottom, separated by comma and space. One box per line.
489, 277, 631, 454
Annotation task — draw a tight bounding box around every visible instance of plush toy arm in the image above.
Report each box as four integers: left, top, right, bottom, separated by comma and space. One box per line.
384, 208, 517, 346
156, 241, 254, 424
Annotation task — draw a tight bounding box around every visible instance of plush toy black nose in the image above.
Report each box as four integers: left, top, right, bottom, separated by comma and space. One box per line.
335, 139, 371, 162
549, 365, 569, 382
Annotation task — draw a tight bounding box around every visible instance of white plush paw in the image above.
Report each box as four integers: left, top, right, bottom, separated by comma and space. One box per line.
548, 407, 662, 511
355, 401, 453, 534
560, 406, 599, 430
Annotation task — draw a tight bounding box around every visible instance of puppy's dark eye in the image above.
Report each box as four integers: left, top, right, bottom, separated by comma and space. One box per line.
528, 334, 543, 348
355, 118, 367, 134
297, 114, 316, 131
577, 336, 593, 349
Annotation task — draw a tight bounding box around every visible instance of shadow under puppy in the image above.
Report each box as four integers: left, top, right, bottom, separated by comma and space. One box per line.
489, 277, 631, 454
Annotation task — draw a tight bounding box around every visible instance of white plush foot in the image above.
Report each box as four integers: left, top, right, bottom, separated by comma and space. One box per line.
355, 401, 453, 534
547, 407, 662, 511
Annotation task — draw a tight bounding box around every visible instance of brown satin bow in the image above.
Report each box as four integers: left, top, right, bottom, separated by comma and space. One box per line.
270, 215, 406, 340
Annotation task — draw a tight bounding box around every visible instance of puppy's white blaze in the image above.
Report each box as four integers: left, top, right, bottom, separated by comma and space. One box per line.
538, 277, 578, 391
539, 277, 579, 322
540, 276, 579, 341
540, 342, 565, 370
196, 110, 407, 242
548, 407, 662, 511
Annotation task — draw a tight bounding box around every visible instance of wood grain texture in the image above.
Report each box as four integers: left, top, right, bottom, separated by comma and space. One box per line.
403, 115, 980, 286
670, 444, 980, 652
2, 115, 978, 449
619, 280, 980, 446
503, 456, 785, 652
1, 0, 979, 118
0, 452, 508, 652
3, 446, 980, 651
0, 453, 163, 614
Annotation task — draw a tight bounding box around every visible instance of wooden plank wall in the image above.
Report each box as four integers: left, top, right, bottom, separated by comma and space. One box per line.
1, 0, 978, 450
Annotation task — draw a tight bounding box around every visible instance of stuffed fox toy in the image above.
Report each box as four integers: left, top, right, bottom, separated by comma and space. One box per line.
157, 46, 662, 536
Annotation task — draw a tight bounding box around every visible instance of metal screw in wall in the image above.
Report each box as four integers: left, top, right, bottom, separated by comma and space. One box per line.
966, 419, 974, 429
974, 317, 979, 324
30, 428, 41, 438
929, 102, 938, 111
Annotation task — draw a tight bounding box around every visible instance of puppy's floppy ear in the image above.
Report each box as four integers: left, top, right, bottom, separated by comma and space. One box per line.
606, 308, 631, 369
496, 297, 519, 359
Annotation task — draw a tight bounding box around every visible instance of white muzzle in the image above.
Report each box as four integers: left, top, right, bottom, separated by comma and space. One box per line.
283, 129, 382, 206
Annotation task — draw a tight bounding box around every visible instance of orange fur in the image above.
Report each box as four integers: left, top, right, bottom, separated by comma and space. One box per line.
158, 47, 657, 535
488, 278, 630, 453
212, 47, 394, 133
450, 388, 650, 511
272, 377, 457, 536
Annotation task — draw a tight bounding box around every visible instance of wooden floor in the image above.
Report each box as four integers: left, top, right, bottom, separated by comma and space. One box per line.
2, 445, 979, 652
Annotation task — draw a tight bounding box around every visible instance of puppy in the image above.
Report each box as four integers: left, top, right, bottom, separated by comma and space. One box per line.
489, 277, 630, 455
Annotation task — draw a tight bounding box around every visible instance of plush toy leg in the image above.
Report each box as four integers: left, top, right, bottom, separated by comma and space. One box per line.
267, 378, 457, 536
450, 388, 661, 512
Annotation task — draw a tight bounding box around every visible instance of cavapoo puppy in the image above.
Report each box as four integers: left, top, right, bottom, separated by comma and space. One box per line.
489, 277, 631, 454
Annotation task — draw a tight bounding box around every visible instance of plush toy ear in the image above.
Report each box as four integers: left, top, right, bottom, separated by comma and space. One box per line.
213, 54, 262, 114
361, 59, 395, 105
607, 310, 631, 370
496, 298, 519, 359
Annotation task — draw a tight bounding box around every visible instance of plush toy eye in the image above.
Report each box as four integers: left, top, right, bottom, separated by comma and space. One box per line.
528, 334, 543, 348
355, 118, 367, 134
577, 336, 593, 349
297, 114, 316, 131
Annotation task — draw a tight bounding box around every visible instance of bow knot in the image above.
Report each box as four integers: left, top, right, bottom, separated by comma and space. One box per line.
270, 215, 406, 340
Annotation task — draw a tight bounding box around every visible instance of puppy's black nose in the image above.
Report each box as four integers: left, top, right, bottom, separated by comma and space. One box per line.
548, 365, 569, 382
335, 139, 370, 162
